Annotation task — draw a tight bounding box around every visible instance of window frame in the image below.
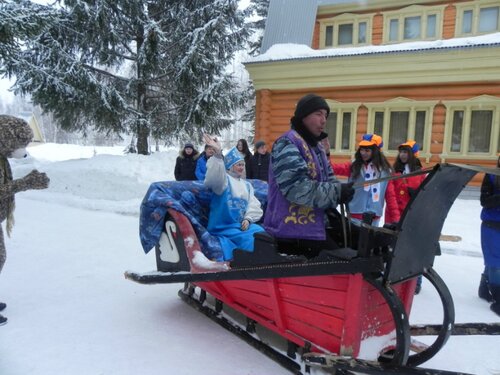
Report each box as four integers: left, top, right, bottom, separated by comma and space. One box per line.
455, 1, 500, 36
442, 95, 500, 160
365, 98, 437, 159
319, 13, 372, 48
382, 4, 445, 44
325, 100, 361, 156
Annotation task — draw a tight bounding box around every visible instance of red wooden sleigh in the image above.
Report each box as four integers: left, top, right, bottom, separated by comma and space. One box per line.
127, 164, 485, 374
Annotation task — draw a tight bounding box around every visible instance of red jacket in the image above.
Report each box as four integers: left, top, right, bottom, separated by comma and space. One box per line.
384, 172, 426, 223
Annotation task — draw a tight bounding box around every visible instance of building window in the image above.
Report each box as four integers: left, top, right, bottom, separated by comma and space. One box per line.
457, 2, 500, 36
426, 14, 437, 37
462, 10, 473, 33
404, 16, 421, 40
451, 111, 464, 152
450, 110, 493, 153
383, 5, 444, 43
325, 25, 334, 47
415, 111, 426, 147
479, 7, 499, 33
374, 112, 384, 135
366, 99, 437, 155
341, 112, 352, 149
389, 19, 399, 41
326, 111, 354, 151
389, 111, 410, 149
320, 14, 371, 48
325, 101, 360, 154
338, 23, 353, 45
358, 22, 367, 43
443, 96, 500, 158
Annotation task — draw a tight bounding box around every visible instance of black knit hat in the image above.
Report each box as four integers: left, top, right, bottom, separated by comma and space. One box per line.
294, 94, 330, 121
184, 143, 194, 149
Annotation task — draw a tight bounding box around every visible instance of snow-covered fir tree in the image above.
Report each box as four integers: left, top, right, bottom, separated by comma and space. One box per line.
1, 0, 252, 154
246, 0, 269, 56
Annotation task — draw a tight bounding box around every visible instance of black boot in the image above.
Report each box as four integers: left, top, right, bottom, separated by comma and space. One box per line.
478, 274, 493, 302
0, 313, 6, 326
490, 285, 500, 317
0, 302, 6, 311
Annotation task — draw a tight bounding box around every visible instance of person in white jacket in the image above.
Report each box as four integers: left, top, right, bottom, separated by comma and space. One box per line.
203, 134, 265, 261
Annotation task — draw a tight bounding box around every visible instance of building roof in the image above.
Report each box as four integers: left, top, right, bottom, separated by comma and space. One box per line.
260, 0, 318, 53
249, 32, 500, 64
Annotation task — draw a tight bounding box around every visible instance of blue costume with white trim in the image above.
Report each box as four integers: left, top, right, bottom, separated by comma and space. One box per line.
205, 148, 265, 260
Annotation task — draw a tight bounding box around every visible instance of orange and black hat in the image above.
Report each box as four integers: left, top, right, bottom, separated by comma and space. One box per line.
359, 134, 383, 149
399, 140, 420, 157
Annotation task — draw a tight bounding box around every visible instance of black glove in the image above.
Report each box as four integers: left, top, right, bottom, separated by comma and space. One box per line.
339, 182, 355, 204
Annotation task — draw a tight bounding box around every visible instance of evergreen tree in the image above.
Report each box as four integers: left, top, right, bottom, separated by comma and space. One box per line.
247, 0, 269, 56
1, 0, 251, 154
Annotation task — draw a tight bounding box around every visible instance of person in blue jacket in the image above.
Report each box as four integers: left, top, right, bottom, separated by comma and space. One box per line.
203, 134, 265, 261
195, 144, 215, 180
479, 155, 500, 316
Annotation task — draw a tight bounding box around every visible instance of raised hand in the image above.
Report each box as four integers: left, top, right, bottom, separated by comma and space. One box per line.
203, 134, 222, 154
22, 170, 50, 190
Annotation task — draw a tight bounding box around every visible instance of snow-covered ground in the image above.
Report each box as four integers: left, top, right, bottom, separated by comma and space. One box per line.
0, 143, 499, 375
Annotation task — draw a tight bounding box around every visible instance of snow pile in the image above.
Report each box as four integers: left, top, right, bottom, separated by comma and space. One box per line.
248, 32, 500, 63
11, 143, 178, 215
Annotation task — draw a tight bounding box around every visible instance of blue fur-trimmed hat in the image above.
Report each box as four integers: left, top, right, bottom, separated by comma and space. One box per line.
224, 147, 244, 170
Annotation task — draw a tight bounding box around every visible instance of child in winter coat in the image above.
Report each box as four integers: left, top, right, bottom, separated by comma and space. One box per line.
332, 134, 400, 227
203, 135, 265, 261
478, 155, 500, 316
195, 144, 216, 180
385, 140, 427, 294
385, 141, 426, 222
174, 143, 199, 181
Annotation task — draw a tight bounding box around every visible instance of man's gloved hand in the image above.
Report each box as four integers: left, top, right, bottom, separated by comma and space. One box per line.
339, 182, 355, 204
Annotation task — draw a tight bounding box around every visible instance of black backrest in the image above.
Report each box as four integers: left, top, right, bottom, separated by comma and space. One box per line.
387, 164, 477, 284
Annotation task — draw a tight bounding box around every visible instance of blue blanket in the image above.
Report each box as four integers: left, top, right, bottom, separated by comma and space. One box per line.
139, 179, 268, 261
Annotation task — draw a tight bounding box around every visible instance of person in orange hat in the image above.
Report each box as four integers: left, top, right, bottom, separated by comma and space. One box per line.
331, 133, 399, 227
385, 141, 426, 222
385, 140, 427, 294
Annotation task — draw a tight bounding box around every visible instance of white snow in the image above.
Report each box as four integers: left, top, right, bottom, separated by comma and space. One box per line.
247, 32, 500, 63
1, 142, 499, 375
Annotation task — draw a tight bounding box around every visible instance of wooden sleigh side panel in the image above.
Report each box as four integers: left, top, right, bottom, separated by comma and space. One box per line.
196, 274, 416, 358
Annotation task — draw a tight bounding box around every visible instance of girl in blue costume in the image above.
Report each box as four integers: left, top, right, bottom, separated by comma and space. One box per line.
203, 135, 265, 261
479, 155, 500, 316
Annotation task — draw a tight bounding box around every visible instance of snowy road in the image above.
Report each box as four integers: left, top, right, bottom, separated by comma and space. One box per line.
0, 143, 498, 375
0, 198, 288, 375
0, 197, 498, 375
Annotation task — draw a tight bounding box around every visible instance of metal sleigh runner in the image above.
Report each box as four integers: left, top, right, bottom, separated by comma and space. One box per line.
126, 163, 500, 375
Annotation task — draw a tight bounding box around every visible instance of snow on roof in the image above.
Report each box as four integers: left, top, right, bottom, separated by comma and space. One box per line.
247, 32, 500, 64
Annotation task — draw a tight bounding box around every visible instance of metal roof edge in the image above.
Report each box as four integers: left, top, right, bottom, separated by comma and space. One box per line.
245, 42, 500, 65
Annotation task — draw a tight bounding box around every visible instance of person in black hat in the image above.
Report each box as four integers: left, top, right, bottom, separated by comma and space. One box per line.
174, 142, 200, 181
247, 140, 270, 181
263, 93, 354, 257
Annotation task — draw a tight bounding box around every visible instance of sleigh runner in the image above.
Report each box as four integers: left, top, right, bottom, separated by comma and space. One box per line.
126, 163, 498, 375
